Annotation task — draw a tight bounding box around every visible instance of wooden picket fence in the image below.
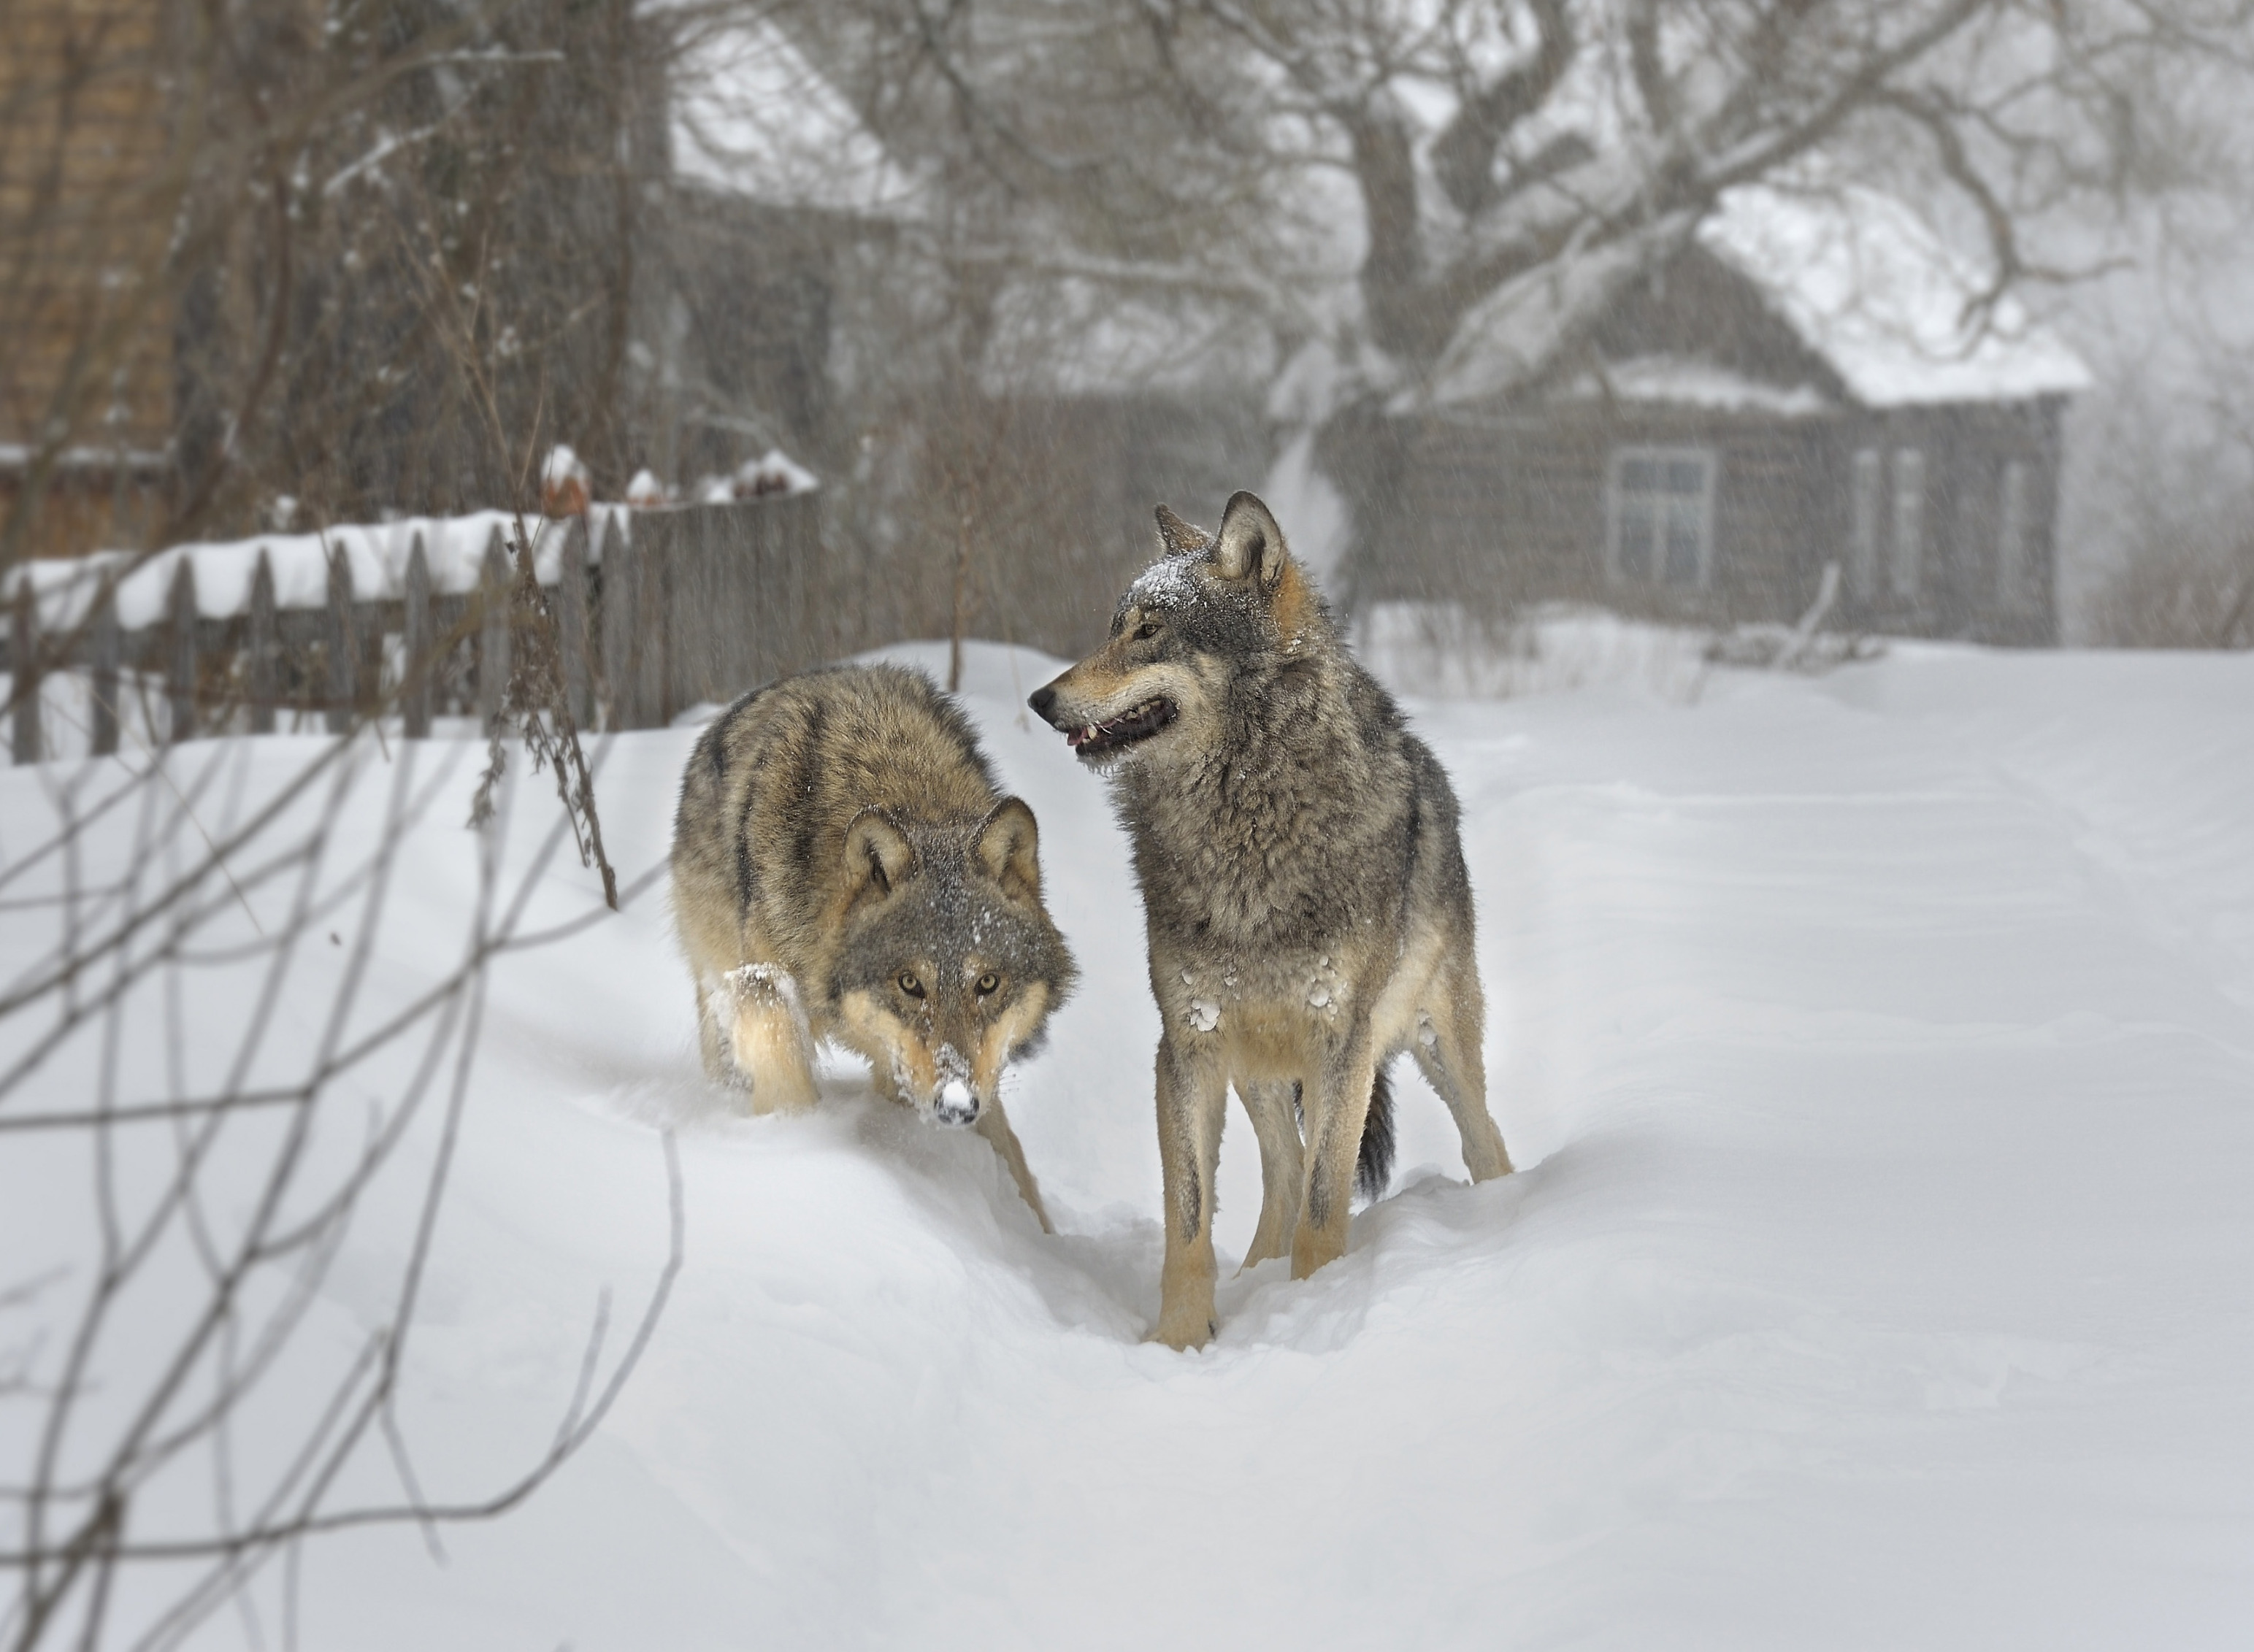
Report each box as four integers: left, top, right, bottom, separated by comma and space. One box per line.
4, 494, 835, 764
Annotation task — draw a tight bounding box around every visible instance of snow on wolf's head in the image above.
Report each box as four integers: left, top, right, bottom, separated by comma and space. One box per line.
828, 801, 1076, 1129
1028, 491, 1336, 774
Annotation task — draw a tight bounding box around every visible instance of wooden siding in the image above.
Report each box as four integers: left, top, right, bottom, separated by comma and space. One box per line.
1391, 396, 2064, 642
1, 0, 180, 558
881, 391, 1268, 661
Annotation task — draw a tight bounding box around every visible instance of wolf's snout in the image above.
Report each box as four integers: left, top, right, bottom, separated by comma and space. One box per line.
934, 1077, 980, 1127
1027, 684, 1059, 724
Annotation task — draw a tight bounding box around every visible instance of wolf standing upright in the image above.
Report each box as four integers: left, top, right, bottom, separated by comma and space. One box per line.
1032, 493, 1511, 1346
672, 664, 1076, 1229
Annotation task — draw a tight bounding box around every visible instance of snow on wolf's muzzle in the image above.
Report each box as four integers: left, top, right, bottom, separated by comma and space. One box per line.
927, 1042, 978, 1127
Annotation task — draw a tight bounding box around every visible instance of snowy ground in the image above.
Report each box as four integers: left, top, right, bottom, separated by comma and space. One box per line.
5, 638, 2253, 1648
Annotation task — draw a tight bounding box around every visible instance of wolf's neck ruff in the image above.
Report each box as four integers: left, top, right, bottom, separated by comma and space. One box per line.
1119, 658, 1414, 956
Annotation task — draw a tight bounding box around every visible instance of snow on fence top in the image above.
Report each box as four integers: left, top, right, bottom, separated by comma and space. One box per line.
3, 506, 632, 634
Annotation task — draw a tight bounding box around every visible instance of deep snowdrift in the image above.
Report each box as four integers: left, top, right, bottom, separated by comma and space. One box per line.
4, 640, 2253, 1649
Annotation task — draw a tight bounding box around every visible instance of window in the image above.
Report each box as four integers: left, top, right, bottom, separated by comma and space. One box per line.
1890, 447, 1925, 600
1609, 447, 1715, 589
1849, 448, 1882, 599
1996, 459, 2033, 609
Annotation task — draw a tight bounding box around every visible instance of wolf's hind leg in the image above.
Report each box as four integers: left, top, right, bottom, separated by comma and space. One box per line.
1235, 1080, 1303, 1270
1292, 1039, 1376, 1280
974, 1099, 1053, 1234
1412, 953, 1512, 1181
716, 964, 821, 1115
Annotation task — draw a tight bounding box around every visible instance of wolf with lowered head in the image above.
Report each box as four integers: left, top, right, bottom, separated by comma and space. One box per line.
1030, 492, 1511, 1346
672, 664, 1076, 1230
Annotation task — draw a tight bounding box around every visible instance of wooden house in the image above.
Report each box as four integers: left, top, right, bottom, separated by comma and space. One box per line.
1376, 185, 2090, 644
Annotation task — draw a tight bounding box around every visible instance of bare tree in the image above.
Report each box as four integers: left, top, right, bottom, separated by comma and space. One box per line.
0, 665, 670, 1649
821, 0, 2254, 604
4, 7, 676, 1640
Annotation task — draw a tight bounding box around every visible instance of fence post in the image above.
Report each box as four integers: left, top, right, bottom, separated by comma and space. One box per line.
557, 512, 593, 729
90, 577, 120, 756
326, 542, 356, 735
167, 557, 198, 742
599, 511, 637, 731
478, 526, 510, 730
9, 583, 37, 764
402, 533, 432, 739
247, 551, 277, 735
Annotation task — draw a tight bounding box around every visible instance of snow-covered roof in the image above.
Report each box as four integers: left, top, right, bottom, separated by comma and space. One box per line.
1401, 185, 2089, 416
669, 18, 919, 218
1697, 184, 2091, 407
1556, 355, 1832, 418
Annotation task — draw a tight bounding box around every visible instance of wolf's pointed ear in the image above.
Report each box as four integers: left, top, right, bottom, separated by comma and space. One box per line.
1154, 504, 1211, 558
1211, 491, 1289, 588
973, 797, 1042, 908
844, 807, 914, 907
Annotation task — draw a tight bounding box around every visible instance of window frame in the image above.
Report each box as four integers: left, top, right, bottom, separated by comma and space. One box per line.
1889, 446, 1925, 601
1605, 445, 1719, 592
1995, 458, 2034, 610
1848, 447, 1882, 600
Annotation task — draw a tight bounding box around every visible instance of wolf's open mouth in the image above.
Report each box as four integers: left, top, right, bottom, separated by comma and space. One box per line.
1066, 697, 1177, 759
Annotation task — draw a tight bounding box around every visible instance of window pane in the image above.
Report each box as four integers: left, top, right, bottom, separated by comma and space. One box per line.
1665, 458, 1706, 495
1621, 458, 1660, 493
1663, 499, 1703, 585
1618, 499, 1656, 580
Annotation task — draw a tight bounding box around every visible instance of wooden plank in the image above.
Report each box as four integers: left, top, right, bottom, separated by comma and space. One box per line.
659, 503, 718, 713
634, 509, 669, 727
9, 583, 37, 764
166, 557, 197, 741
401, 534, 432, 738
326, 542, 356, 734
556, 513, 592, 729
478, 526, 510, 730
599, 511, 637, 731
89, 577, 120, 756
247, 550, 277, 734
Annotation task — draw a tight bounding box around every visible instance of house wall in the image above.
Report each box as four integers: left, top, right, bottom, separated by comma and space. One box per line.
1831, 399, 2063, 645
855, 390, 1269, 661
1, 0, 179, 558
1388, 396, 2063, 643
1389, 407, 1833, 626
664, 191, 841, 483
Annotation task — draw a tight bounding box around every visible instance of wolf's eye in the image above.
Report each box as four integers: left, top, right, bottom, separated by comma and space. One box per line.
1133, 620, 1161, 641
975, 972, 1000, 996
897, 972, 925, 999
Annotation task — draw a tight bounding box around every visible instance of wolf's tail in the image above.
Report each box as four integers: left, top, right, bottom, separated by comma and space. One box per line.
1356, 1061, 1396, 1203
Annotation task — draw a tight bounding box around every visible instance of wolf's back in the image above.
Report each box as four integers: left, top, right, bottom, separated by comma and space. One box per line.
672, 664, 1003, 956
